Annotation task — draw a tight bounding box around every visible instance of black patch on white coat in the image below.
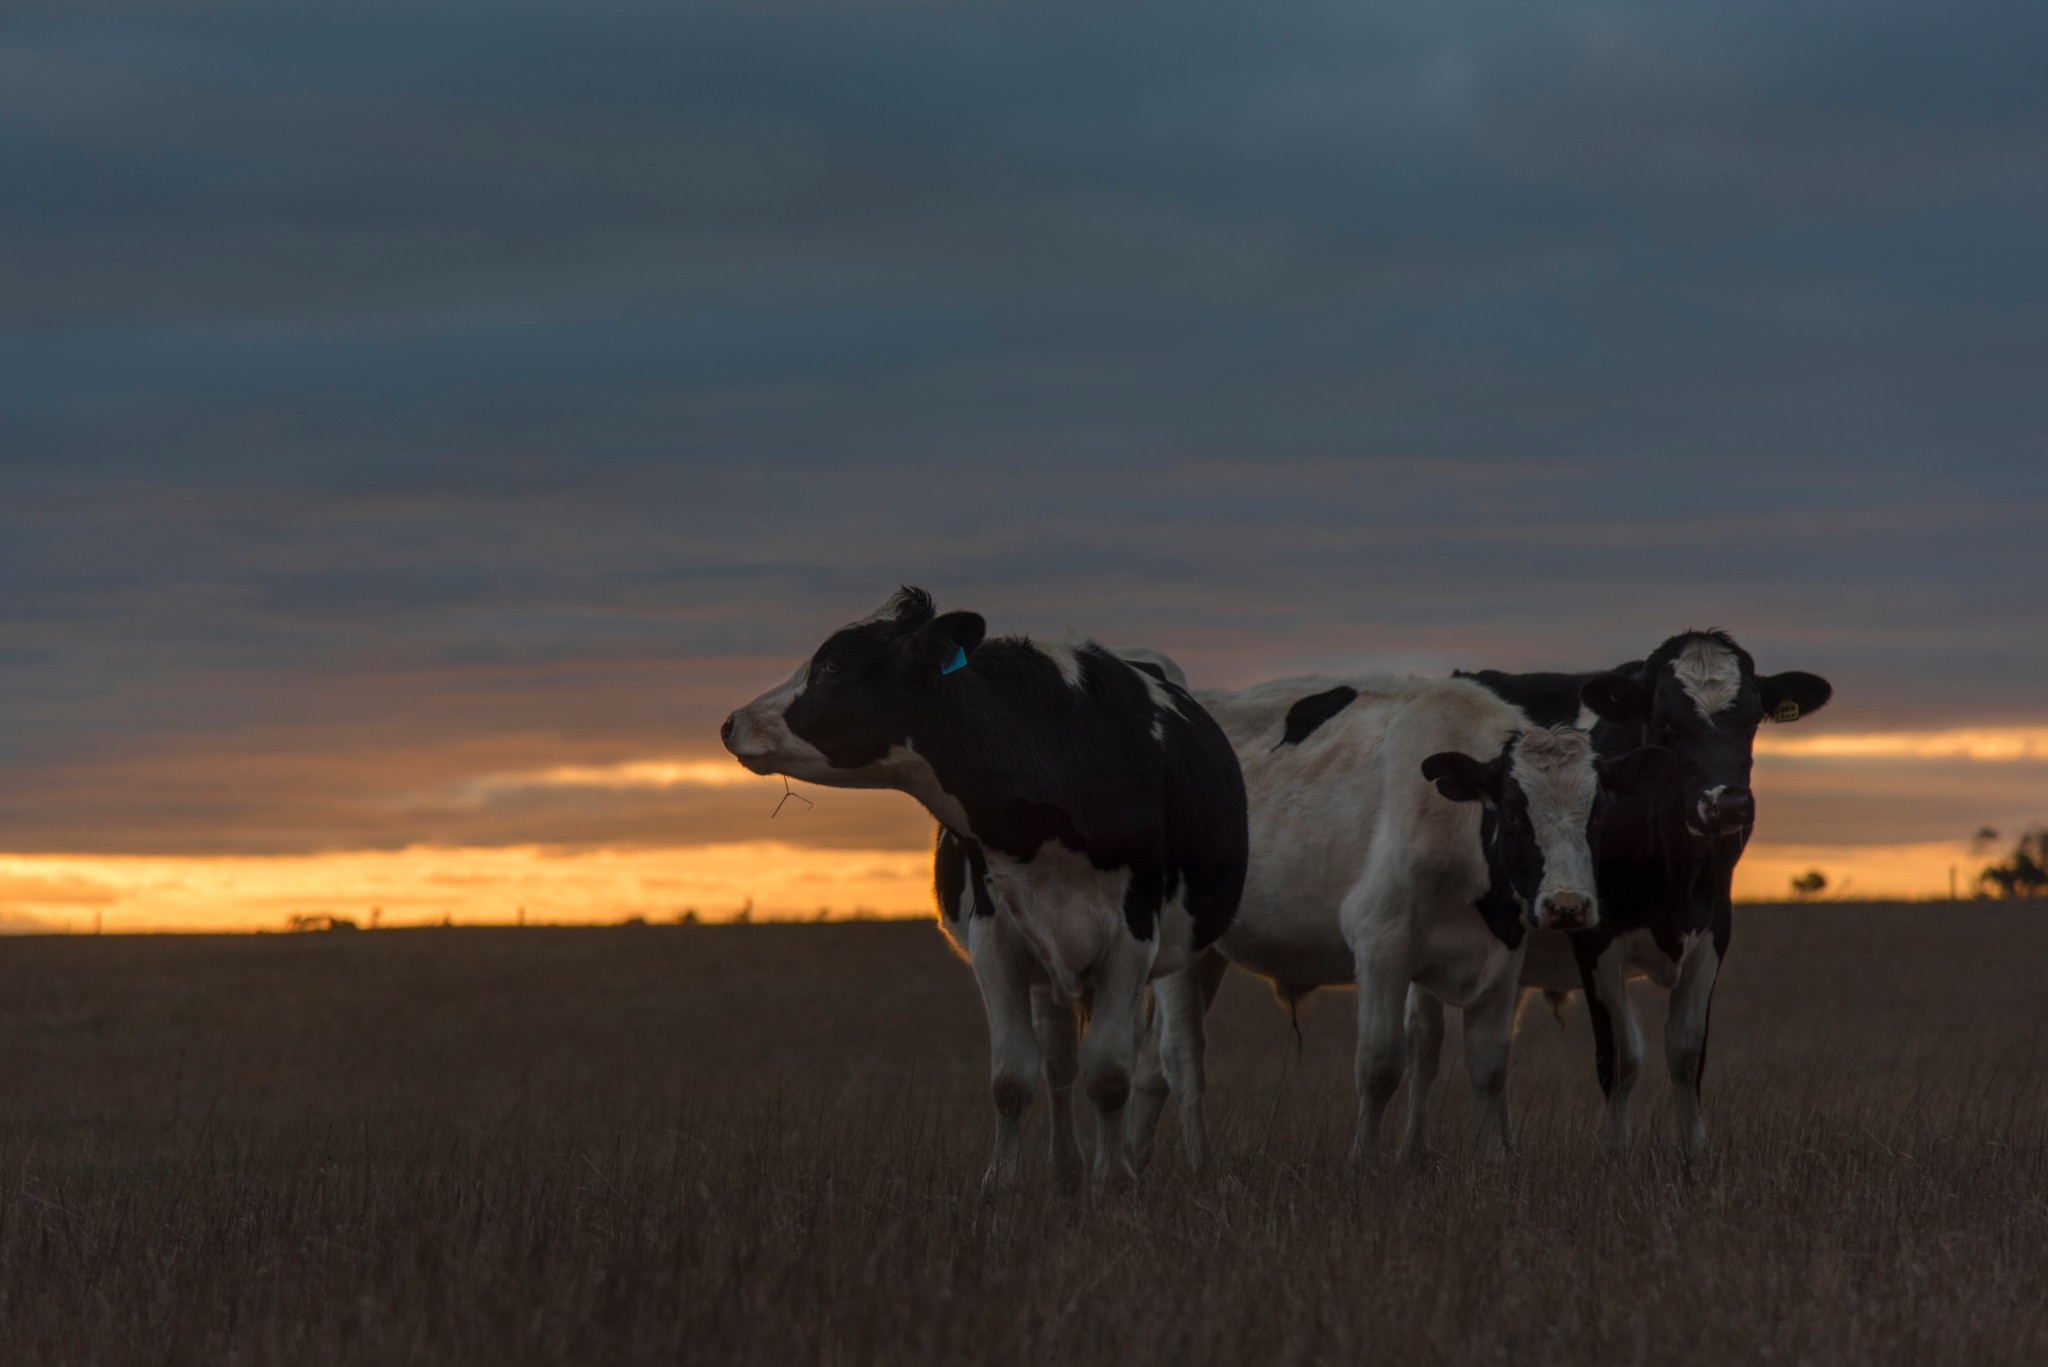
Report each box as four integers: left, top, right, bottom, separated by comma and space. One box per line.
934, 827, 995, 925
780, 590, 1247, 950
1474, 808, 1529, 950
1422, 745, 1544, 950
1568, 931, 1624, 1096
934, 828, 966, 924
1277, 686, 1359, 748
1453, 670, 1609, 727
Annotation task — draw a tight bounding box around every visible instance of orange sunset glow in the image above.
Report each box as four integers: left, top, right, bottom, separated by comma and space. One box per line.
0, 843, 933, 935
4, 722, 2041, 933
0, 836, 1994, 936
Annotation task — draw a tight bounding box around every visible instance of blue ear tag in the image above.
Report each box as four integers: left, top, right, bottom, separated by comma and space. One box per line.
942, 645, 968, 675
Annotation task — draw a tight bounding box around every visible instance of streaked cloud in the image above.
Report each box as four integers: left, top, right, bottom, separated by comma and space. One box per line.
2, 0, 2044, 916
1759, 728, 2048, 763
453, 759, 770, 799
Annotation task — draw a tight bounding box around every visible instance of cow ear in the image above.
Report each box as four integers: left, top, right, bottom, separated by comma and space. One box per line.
1421, 751, 1497, 804
934, 611, 985, 655
1598, 745, 1680, 794
1759, 671, 1831, 723
908, 611, 986, 675
1580, 669, 1651, 723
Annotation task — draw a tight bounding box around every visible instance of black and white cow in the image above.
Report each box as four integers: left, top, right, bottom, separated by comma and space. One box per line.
721, 588, 1248, 1190
1127, 675, 1674, 1165
1438, 631, 1833, 1157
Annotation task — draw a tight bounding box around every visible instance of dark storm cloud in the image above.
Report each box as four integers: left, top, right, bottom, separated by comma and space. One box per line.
2, 0, 2044, 854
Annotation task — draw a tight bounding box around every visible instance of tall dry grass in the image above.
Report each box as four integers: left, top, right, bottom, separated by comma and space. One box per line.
1, 905, 2045, 1364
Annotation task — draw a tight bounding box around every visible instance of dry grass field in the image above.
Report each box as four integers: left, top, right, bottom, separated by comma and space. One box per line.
2, 903, 2046, 1365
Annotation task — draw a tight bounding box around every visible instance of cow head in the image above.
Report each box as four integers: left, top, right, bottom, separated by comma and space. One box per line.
1579, 631, 1831, 839
1422, 727, 1679, 932
721, 586, 986, 787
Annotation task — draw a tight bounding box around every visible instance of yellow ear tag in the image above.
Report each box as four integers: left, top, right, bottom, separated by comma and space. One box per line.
1772, 700, 1801, 723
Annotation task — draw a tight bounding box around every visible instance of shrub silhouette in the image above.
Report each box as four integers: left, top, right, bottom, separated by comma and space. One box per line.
1979, 828, 2048, 899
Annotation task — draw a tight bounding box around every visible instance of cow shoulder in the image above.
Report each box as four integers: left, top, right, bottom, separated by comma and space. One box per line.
941, 639, 1182, 867
1149, 682, 1250, 951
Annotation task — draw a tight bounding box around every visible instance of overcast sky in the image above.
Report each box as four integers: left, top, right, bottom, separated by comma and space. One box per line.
3, 0, 2044, 881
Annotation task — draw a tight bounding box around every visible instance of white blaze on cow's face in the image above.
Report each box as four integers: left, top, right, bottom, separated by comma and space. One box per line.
1585, 643, 1734, 838
1422, 727, 1600, 932
1501, 727, 1602, 931
1424, 727, 1681, 933
1663, 639, 1762, 832
1672, 637, 1743, 722
1582, 631, 1831, 840
1514, 734, 1683, 929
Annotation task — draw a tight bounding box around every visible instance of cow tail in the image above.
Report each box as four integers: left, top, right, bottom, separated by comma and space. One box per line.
1544, 989, 1572, 1028
1272, 981, 1311, 1060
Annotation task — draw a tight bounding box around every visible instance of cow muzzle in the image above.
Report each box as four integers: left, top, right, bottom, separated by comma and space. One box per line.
1536, 891, 1596, 932
1697, 786, 1754, 834
721, 710, 778, 772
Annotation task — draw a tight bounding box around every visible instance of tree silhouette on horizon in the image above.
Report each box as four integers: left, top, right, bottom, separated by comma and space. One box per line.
1979, 828, 2048, 899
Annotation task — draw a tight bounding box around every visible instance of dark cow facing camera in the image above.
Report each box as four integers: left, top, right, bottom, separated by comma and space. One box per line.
1454, 630, 1833, 1158
1577, 632, 1831, 839
723, 587, 1248, 1192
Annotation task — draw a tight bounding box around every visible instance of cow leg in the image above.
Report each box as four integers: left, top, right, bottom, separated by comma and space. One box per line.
1080, 936, 1152, 1190
1155, 949, 1229, 1172
1462, 969, 1519, 1161
1126, 987, 1170, 1173
1583, 939, 1645, 1155
1031, 984, 1084, 1191
1349, 949, 1411, 1167
1399, 986, 1445, 1165
1665, 934, 1723, 1162
969, 919, 1042, 1197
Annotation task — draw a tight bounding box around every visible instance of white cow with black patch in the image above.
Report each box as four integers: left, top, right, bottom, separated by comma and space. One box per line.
1452, 630, 1833, 1157
722, 588, 1247, 1191
1126, 674, 1674, 1165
